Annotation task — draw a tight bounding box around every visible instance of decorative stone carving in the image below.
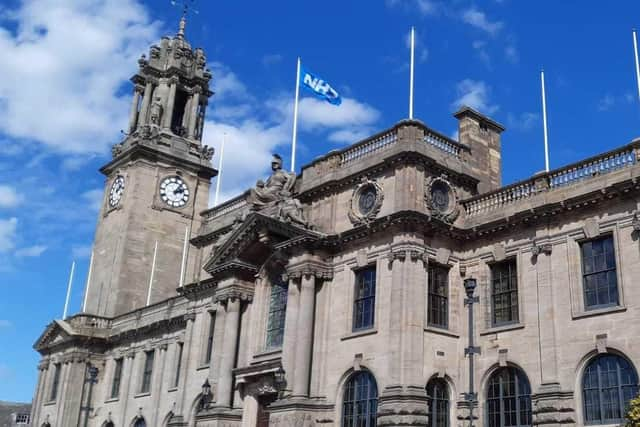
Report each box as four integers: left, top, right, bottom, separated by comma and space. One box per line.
111, 142, 124, 158
247, 154, 310, 228
492, 243, 506, 262
200, 145, 214, 161
531, 240, 553, 257
583, 218, 600, 239
149, 97, 164, 125
632, 210, 640, 232
425, 174, 460, 223
348, 177, 384, 226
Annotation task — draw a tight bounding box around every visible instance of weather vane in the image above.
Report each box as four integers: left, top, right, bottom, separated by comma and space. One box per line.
170, 0, 198, 37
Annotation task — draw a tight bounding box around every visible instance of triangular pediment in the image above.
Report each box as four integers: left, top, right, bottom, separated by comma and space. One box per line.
203, 213, 321, 276
33, 320, 74, 352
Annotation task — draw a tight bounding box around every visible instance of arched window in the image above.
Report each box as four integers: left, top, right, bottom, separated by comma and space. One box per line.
133, 418, 146, 427
583, 354, 639, 424
342, 371, 378, 427
426, 378, 449, 427
486, 367, 532, 427
104, 422, 115, 427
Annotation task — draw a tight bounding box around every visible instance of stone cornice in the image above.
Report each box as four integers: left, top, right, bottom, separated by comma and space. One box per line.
214, 281, 255, 304
284, 258, 333, 281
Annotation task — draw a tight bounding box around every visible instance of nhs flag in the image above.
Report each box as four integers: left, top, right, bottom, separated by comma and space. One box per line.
299, 65, 342, 106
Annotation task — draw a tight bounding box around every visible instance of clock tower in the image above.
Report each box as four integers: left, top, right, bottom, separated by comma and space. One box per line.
83, 17, 216, 317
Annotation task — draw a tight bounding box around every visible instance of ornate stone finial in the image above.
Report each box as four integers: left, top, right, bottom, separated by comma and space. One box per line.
178, 15, 186, 38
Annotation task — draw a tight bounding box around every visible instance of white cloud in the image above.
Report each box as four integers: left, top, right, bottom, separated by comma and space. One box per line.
461, 8, 503, 36
597, 94, 615, 111
386, 0, 439, 15
472, 40, 491, 67
15, 244, 47, 257
452, 79, 499, 115
72, 244, 92, 259
0, 217, 17, 252
82, 189, 104, 212
0, 185, 22, 208
507, 112, 539, 131
0, 0, 160, 154
505, 44, 519, 63
297, 98, 380, 131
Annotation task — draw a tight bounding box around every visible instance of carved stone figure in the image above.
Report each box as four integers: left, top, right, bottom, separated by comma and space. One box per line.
149, 97, 163, 125
200, 145, 214, 161
247, 154, 310, 228
248, 154, 296, 209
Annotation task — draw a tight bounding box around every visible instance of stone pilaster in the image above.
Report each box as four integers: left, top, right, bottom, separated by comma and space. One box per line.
377, 385, 429, 427
188, 87, 201, 138
282, 276, 300, 393
216, 297, 241, 408
293, 273, 316, 397
163, 76, 178, 130
128, 85, 143, 132
137, 82, 153, 129
177, 310, 197, 415
532, 384, 576, 426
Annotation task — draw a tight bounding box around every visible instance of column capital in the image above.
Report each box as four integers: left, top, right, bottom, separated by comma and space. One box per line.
134, 84, 145, 94
285, 258, 333, 282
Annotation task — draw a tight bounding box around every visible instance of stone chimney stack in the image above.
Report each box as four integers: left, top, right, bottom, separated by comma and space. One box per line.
454, 106, 505, 194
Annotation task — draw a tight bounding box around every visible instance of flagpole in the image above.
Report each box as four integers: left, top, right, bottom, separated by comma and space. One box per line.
541, 69, 550, 172
146, 240, 158, 306
409, 26, 415, 120
633, 29, 640, 102
214, 132, 226, 206
62, 261, 75, 319
82, 250, 94, 312
291, 57, 301, 172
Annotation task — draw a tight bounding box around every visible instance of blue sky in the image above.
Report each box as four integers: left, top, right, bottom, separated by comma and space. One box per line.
1, 0, 639, 402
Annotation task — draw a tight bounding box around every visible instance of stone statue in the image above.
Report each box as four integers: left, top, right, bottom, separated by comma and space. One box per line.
200, 145, 214, 161
248, 154, 295, 209
149, 97, 163, 125
248, 154, 310, 228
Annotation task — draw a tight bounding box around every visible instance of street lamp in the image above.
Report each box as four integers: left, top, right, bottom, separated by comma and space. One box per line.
463, 278, 479, 427
200, 378, 212, 409
82, 363, 99, 427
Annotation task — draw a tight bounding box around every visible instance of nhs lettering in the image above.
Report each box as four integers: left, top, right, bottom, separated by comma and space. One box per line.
300, 66, 342, 106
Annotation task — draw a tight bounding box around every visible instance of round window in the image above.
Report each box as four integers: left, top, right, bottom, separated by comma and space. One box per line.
358, 185, 378, 215
431, 181, 451, 213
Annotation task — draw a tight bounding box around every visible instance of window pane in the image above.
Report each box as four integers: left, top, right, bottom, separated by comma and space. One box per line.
428, 265, 449, 328
486, 367, 531, 427
342, 372, 378, 427
582, 236, 618, 309
491, 259, 518, 326
353, 267, 376, 331
266, 275, 288, 349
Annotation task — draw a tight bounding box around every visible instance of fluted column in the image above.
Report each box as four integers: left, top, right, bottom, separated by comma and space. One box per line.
128, 85, 143, 132
163, 77, 178, 130
293, 273, 316, 397
187, 88, 201, 138
216, 297, 241, 407
137, 82, 153, 129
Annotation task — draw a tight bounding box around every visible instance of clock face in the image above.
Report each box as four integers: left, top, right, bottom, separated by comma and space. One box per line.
108, 176, 125, 207
159, 176, 189, 208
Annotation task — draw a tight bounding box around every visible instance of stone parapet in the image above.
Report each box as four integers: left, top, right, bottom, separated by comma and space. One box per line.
532, 385, 576, 426
377, 385, 429, 427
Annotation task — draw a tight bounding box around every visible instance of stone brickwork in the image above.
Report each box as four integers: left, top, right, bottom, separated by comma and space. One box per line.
31, 20, 640, 427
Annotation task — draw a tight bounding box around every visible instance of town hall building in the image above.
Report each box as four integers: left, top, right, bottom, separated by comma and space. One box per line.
30, 17, 640, 427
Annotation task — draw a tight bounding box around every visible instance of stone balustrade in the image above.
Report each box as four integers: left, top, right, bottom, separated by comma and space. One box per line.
423, 129, 462, 157
203, 191, 248, 220
340, 129, 398, 166
463, 141, 640, 217
67, 314, 112, 329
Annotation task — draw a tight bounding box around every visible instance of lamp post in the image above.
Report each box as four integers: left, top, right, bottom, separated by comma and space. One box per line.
82, 363, 99, 427
200, 378, 212, 410
463, 278, 480, 427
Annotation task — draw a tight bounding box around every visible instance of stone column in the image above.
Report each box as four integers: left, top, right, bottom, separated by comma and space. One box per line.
163, 77, 178, 130
282, 277, 300, 392
128, 85, 143, 132
137, 82, 153, 129
187, 88, 201, 138
120, 351, 136, 427
293, 273, 316, 397
177, 311, 196, 415
216, 297, 241, 407
31, 362, 48, 425
240, 394, 259, 427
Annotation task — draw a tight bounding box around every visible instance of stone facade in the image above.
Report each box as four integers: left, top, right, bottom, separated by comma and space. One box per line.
31, 22, 640, 427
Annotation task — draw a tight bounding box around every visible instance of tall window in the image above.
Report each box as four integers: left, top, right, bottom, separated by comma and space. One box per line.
486, 367, 532, 427
428, 264, 449, 328
353, 267, 376, 331
49, 363, 61, 401
581, 236, 618, 309
110, 358, 123, 398
342, 371, 378, 427
583, 354, 638, 424
140, 350, 154, 394
491, 259, 519, 326
426, 378, 449, 427
266, 275, 288, 349
174, 343, 184, 388
204, 312, 216, 364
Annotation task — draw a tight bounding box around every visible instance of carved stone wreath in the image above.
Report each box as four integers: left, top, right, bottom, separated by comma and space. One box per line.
348, 177, 384, 226
425, 174, 460, 223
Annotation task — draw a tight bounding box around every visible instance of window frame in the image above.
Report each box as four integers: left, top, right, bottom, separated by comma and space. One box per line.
427, 263, 450, 329
341, 371, 378, 427
110, 358, 124, 399
140, 350, 155, 394
489, 258, 520, 327
352, 265, 377, 332
265, 274, 289, 350
579, 234, 619, 311
49, 363, 61, 402
486, 367, 532, 427
204, 311, 216, 365
174, 342, 184, 388
426, 378, 450, 427
582, 353, 639, 425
